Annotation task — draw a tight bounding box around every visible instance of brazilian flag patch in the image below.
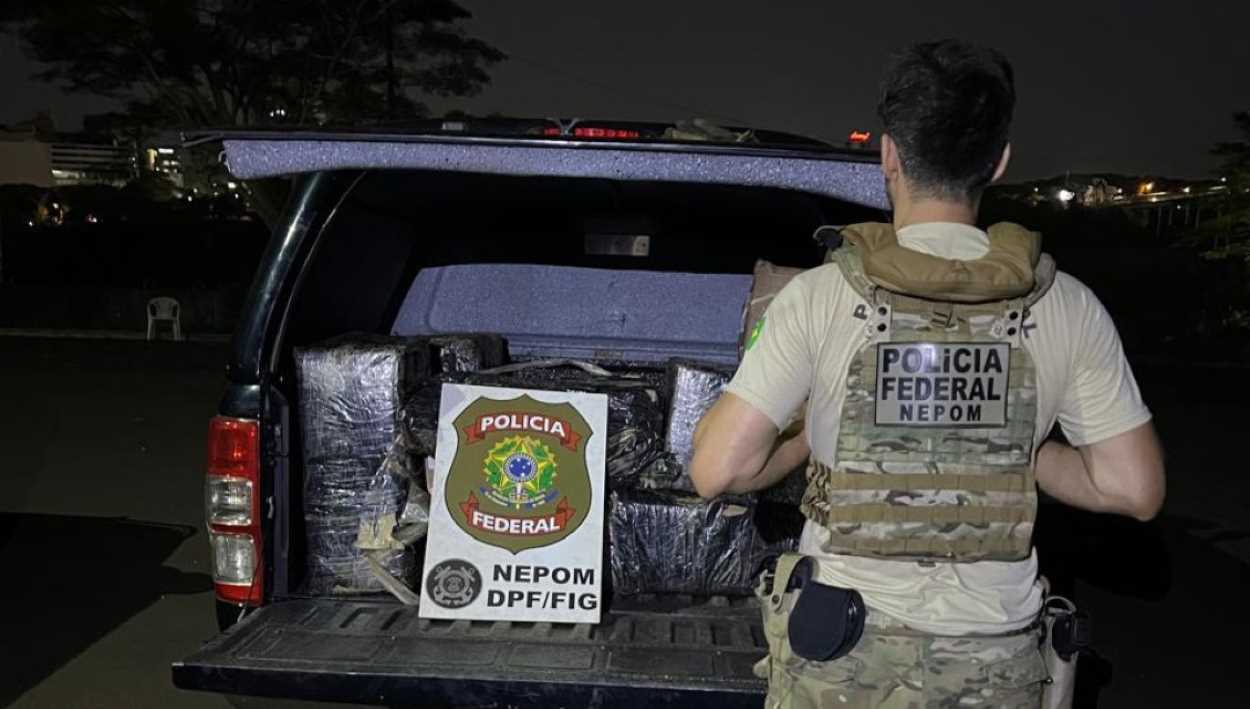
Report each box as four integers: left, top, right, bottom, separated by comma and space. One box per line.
746, 316, 765, 351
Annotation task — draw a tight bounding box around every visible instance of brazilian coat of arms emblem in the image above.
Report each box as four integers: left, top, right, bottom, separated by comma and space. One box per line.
445, 393, 594, 554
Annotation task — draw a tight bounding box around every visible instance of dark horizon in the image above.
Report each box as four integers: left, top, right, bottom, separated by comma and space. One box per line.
3, 0, 1248, 181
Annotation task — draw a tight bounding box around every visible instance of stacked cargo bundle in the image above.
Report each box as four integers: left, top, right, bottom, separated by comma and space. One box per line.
297, 337, 804, 599
608, 490, 763, 595
606, 358, 804, 596
296, 333, 505, 596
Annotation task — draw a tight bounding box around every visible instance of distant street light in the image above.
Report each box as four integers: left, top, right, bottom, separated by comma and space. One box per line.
1057, 189, 1076, 203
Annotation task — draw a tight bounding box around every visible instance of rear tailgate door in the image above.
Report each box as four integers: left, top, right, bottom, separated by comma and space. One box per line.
173, 598, 768, 707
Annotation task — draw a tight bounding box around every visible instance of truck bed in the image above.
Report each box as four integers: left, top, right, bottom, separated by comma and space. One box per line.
173, 596, 769, 707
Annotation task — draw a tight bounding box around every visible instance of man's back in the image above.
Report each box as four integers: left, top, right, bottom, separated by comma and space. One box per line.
726, 221, 1152, 635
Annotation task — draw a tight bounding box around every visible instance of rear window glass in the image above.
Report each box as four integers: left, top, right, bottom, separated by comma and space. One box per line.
285, 170, 879, 344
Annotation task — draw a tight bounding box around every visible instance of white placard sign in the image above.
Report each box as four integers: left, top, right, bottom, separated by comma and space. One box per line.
418, 384, 608, 623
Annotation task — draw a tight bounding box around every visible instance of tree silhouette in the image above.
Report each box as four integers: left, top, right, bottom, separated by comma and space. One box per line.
2, 0, 505, 128
1209, 111, 1250, 253
1213, 112, 1250, 203
1204, 111, 1250, 333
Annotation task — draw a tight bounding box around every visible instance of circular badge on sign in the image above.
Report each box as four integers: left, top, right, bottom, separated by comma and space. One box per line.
425, 559, 482, 609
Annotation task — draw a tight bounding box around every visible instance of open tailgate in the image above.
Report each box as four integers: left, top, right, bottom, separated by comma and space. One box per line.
173, 598, 768, 707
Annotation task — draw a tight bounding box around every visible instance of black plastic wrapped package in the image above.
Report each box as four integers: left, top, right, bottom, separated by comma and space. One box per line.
609, 489, 792, 595
662, 360, 734, 492
428, 334, 506, 375
296, 336, 428, 594
398, 334, 506, 456
401, 378, 444, 457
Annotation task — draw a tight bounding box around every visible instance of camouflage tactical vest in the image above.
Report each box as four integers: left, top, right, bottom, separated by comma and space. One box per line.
801, 223, 1056, 563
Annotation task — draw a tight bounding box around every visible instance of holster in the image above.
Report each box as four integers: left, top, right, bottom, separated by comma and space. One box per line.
755, 553, 866, 675
1040, 595, 1090, 709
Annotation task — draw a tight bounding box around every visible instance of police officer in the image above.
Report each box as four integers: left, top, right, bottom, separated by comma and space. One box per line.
690, 39, 1165, 708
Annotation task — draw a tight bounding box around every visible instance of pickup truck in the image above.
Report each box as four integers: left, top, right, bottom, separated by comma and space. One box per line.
172, 118, 886, 707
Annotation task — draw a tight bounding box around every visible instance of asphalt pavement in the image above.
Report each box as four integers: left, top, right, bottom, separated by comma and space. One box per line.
0, 336, 1247, 707
0, 337, 230, 708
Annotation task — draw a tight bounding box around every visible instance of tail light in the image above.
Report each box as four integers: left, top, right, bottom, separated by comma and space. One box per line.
542, 126, 642, 139
574, 127, 640, 139
206, 416, 263, 605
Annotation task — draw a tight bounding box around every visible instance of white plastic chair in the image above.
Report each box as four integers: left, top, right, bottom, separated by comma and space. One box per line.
147, 296, 183, 341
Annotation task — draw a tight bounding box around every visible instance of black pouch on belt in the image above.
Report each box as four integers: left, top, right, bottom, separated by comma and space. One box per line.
786, 556, 867, 662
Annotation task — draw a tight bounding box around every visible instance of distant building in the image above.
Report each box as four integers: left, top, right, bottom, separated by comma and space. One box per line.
48, 142, 136, 186
143, 138, 186, 188
992, 172, 1232, 237
0, 112, 139, 187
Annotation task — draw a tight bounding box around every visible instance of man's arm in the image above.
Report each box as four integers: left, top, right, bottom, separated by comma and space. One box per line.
1044, 277, 1165, 521
689, 393, 809, 498
691, 275, 815, 498
1035, 421, 1165, 521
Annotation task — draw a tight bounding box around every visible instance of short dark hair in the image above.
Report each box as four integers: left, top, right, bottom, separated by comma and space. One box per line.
877, 40, 1015, 201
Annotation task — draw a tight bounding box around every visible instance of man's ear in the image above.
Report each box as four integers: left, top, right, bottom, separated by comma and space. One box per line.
881, 134, 901, 181
991, 143, 1012, 183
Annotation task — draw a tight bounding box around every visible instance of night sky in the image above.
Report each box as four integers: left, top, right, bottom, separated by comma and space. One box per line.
3, 0, 1248, 180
